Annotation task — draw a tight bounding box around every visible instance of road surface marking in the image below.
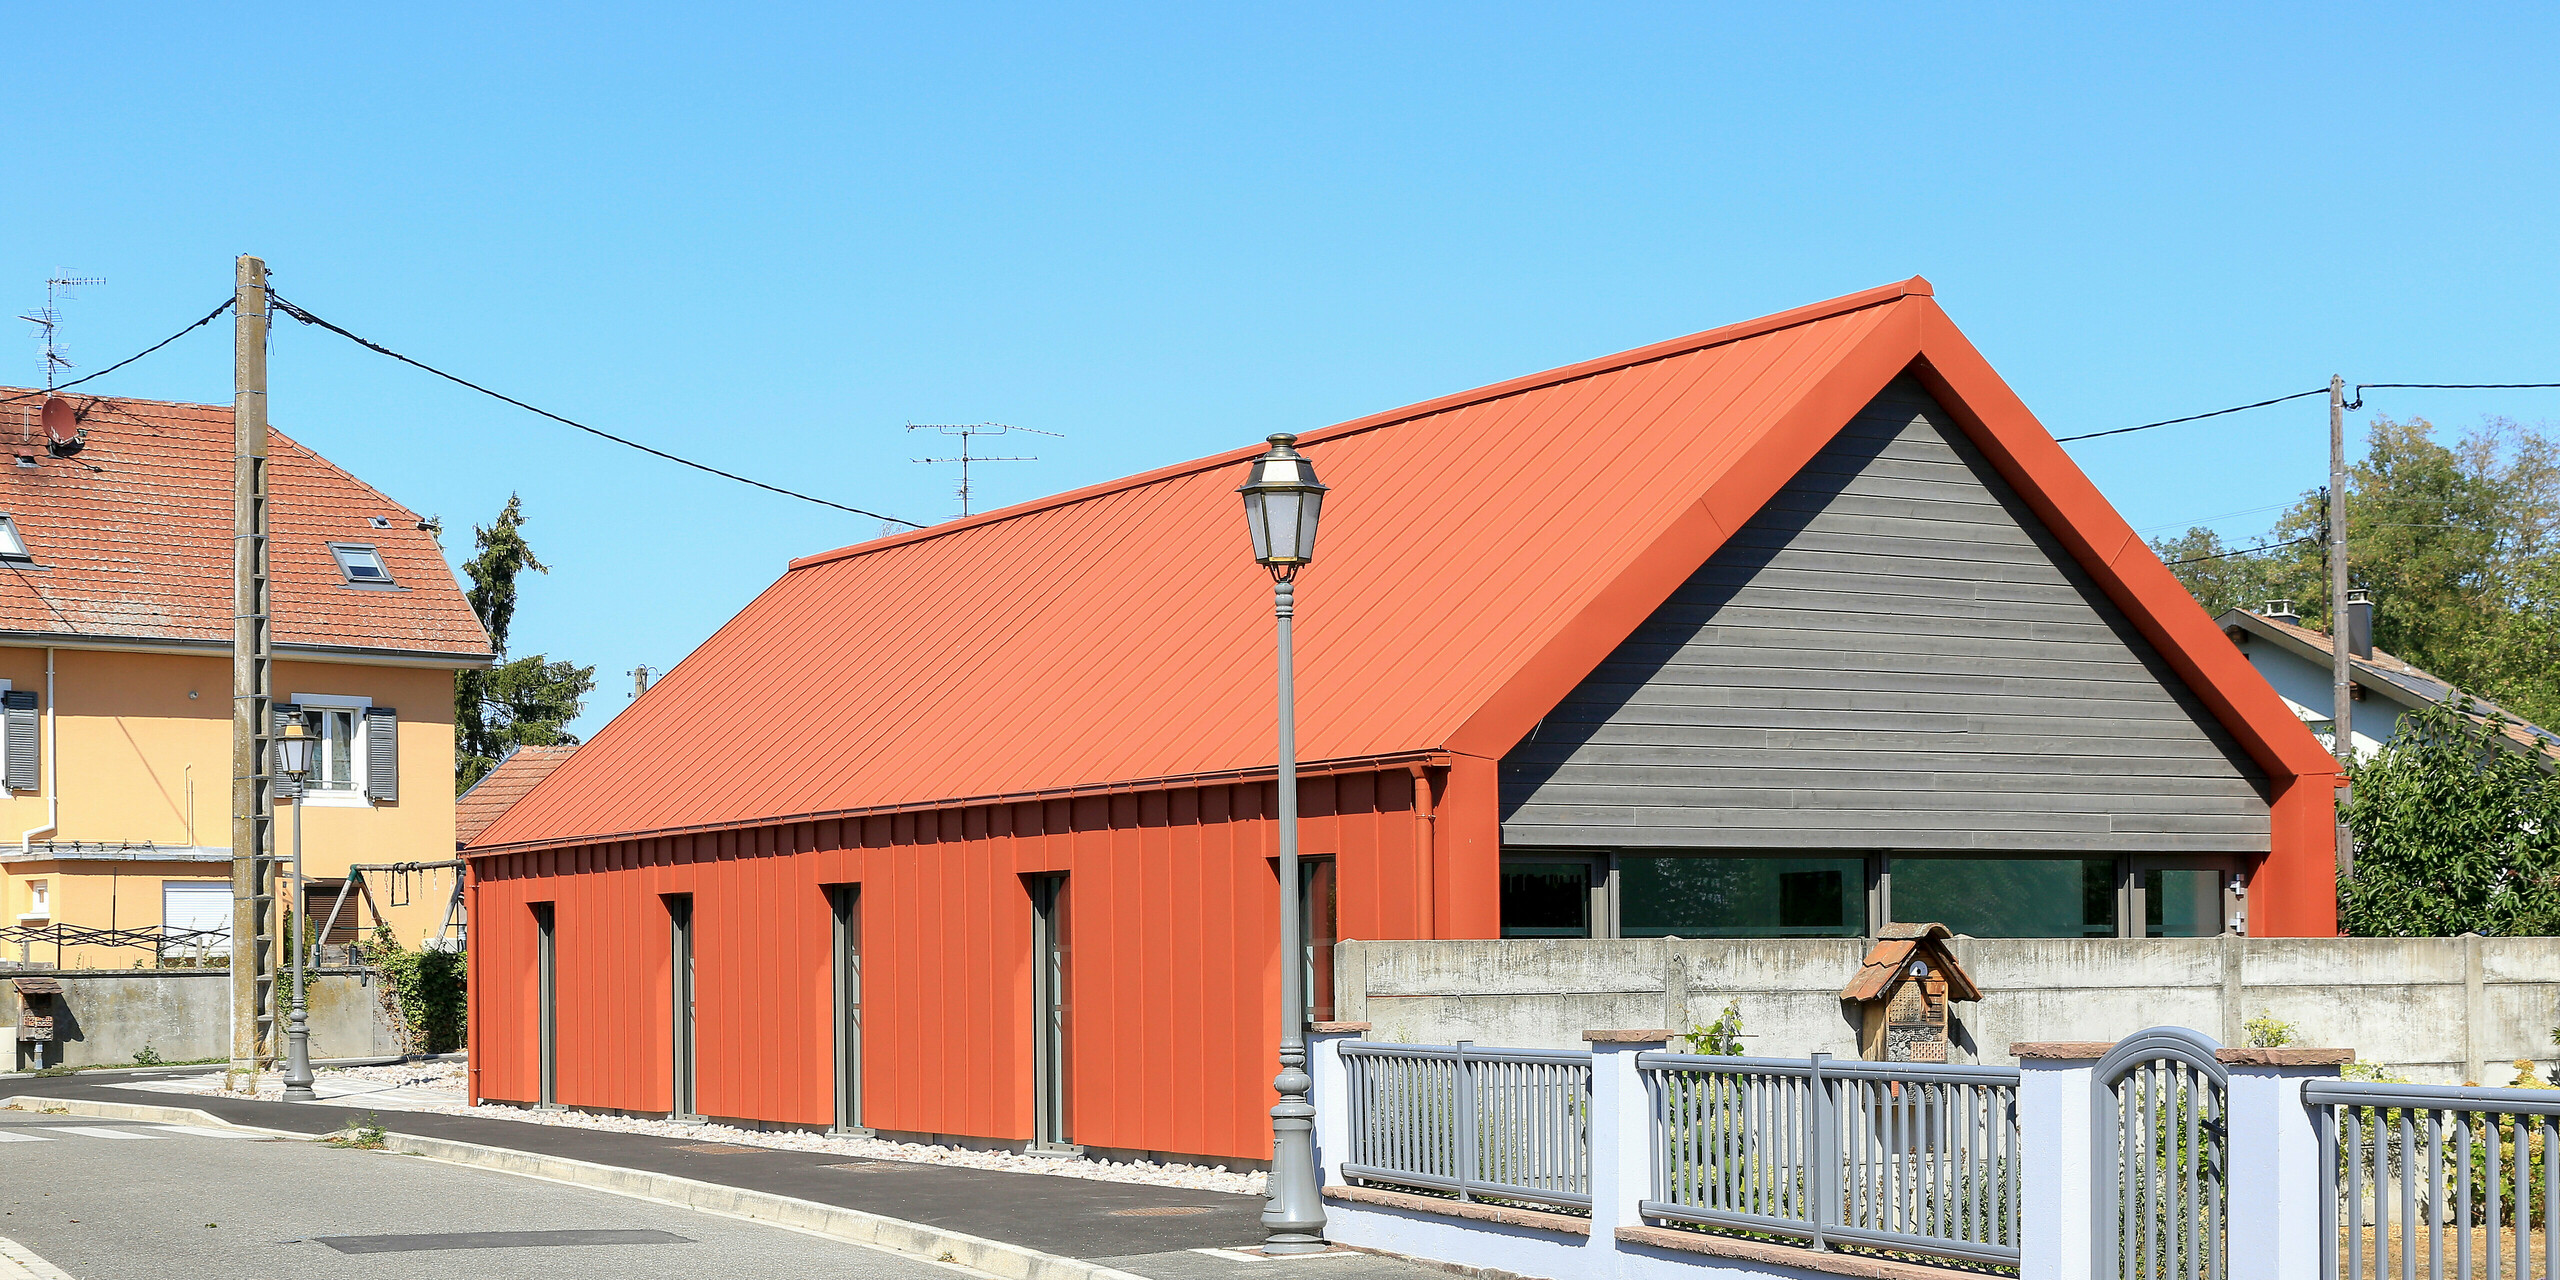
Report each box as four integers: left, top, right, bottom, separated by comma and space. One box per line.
148, 1125, 255, 1139
45, 1126, 162, 1140
0, 1234, 74, 1280
0, 1133, 49, 1143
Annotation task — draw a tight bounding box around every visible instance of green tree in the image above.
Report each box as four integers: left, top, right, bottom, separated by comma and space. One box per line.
2154, 415, 2560, 728
2339, 699, 2560, 937
454, 495, 595, 793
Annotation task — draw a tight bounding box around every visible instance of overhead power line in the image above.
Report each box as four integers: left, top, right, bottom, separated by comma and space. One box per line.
2351, 380, 2560, 408
265, 291, 923, 528
2054, 388, 2330, 443
0, 296, 235, 405
2164, 535, 2318, 567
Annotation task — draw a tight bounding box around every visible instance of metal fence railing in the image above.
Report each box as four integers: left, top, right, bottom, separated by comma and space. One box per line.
1637, 1051, 2022, 1269
1338, 1040, 1593, 1212
2307, 1077, 2559, 1280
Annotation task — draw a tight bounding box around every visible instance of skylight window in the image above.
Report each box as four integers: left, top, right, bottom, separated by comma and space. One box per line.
330, 543, 392, 585
0, 516, 30, 562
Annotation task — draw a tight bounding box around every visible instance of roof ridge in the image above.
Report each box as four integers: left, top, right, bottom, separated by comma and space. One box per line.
786, 276, 1934, 574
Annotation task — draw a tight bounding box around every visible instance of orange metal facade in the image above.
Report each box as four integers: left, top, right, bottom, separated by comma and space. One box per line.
470, 771, 1442, 1159
466, 279, 2347, 1161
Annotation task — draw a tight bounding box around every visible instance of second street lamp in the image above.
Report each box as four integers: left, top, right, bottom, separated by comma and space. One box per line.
1237, 433, 1328, 1256
274, 719, 317, 1103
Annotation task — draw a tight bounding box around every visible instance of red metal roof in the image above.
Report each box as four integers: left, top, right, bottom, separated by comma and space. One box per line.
0, 390, 492, 661
473, 279, 2338, 853
455, 745, 580, 846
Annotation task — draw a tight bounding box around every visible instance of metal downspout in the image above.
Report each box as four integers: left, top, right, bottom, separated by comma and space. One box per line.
1408, 763, 1437, 939
20, 646, 56, 851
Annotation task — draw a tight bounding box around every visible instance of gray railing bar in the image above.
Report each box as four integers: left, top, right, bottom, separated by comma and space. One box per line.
1341, 1041, 1593, 1065
1639, 1051, 2020, 1085
2307, 1079, 2560, 1116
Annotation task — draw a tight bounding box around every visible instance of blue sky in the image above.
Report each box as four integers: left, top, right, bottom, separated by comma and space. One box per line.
6, 4, 2555, 739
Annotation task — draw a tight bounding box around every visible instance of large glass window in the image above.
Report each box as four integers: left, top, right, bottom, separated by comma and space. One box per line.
2145, 869, 2223, 938
1619, 856, 1867, 938
1889, 857, 2117, 938
1501, 860, 1594, 938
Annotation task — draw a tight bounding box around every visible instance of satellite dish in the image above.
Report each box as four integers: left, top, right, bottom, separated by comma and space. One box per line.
38, 396, 82, 458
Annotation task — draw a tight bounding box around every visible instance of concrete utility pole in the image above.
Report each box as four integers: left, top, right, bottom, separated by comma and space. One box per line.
2328, 374, 2354, 878
229, 256, 278, 1082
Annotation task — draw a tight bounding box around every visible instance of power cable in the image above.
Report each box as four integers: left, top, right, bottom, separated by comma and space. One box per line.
0, 297, 236, 405
2054, 388, 2330, 443
2351, 381, 2560, 409
2163, 536, 2318, 567
265, 291, 924, 528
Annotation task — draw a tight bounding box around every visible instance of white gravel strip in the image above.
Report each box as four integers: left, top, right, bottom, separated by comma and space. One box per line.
129, 1059, 1268, 1197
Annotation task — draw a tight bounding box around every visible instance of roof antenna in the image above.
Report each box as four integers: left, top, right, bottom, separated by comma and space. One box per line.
21, 272, 106, 393
907, 423, 1061, 519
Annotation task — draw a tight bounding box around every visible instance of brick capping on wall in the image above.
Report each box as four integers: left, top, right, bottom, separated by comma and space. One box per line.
2009, 1041, 2118, 1059
1582, 1029, 1674, 1043
2214, 1047, 2354, 1066
1616, 1225, 1975, 1280
1322, 1185, 1590, 1236
1311, 1022, 1372, 1034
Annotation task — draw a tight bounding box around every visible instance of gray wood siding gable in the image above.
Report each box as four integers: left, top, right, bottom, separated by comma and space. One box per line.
1499, 376, 2271, 853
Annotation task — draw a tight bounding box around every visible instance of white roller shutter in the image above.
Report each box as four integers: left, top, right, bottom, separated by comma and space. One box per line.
161, 882, 232, 955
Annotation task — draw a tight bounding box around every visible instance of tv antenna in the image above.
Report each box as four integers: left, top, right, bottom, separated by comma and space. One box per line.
20, 273, 106, 392
908, 422, 1061, 518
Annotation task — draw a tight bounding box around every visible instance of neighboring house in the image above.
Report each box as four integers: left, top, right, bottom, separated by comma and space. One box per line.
462, 279, 2338, 1165
2218, 600, 2560, 764
0, 390, 494, 970
454, 745, 578, 848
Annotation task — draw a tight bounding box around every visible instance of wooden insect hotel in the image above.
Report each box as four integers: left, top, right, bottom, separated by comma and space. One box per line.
1839, 922, 1982, 1063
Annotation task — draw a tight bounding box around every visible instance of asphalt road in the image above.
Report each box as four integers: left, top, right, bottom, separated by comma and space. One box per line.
0, 1110, 974, 1280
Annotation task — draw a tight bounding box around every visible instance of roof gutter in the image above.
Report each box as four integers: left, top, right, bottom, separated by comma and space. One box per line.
466, 748, 1457, 858
0, 632, 494, 670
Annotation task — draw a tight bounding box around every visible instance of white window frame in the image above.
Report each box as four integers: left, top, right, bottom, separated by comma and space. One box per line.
329, 542, 394, 586
21, 878, 47, 922
292, 692, 374, 808
0, 515, 30, 562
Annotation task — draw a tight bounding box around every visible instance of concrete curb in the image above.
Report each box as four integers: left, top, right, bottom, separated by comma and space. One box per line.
2, 1095, 1152, 1280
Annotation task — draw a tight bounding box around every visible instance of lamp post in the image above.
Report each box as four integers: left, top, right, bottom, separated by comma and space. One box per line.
274, 720, 317, 1102
1238, 433, 1328, 1255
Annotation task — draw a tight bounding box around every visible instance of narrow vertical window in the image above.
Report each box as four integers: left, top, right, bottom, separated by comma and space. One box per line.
531, 902, 557, 1109
666, 894, 698, 1120
1028, 874, 1073, 1151
829, 885, 867, 1134
1301, 859, 1337, 1023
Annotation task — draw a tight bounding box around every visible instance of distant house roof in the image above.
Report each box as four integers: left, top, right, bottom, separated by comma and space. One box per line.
455, 745, 580, 847
473, 279, 2336, 854
2217, 608, 2560, 763
0, 389, 493, 665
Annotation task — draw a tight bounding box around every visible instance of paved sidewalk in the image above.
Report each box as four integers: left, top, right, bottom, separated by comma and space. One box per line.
2, 1071, 1443, 1280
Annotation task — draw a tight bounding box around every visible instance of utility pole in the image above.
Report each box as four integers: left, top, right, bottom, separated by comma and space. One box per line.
630, 665, 655, 698
229, 256, 278, 1084
2328, 374, 2354, 878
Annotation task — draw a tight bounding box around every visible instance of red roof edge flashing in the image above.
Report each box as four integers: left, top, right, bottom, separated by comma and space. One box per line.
787, 276, 1935, 574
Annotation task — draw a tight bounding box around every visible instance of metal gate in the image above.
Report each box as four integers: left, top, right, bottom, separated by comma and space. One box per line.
2092, 1027, 2229, 1280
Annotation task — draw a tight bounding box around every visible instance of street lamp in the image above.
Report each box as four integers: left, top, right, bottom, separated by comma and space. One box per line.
274, 719, 317, 1103
1237, 432, 1328, 1255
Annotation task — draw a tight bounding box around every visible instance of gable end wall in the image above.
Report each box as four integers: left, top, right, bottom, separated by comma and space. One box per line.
1500, 377, 2271, 853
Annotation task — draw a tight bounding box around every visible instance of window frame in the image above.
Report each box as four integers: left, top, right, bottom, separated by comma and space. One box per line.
290, 692, 373, 807
327, 542, 396, 587
0, 515, 31, 563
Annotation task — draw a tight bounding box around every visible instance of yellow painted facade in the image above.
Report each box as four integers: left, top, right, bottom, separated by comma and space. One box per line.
0, 644, 466, 970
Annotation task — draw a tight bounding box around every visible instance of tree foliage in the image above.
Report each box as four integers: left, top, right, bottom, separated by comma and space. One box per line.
454, 495, 595, 793
2338, 698, 2560, 937
2153, 415, 2560, 728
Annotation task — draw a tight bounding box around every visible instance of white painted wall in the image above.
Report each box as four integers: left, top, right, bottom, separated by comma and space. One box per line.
2236, 640, 2413, 761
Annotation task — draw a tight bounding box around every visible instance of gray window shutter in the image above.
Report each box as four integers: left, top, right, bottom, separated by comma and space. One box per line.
3, 690, 37, 793
271, 703, 300, 800
365, 707, 399, 802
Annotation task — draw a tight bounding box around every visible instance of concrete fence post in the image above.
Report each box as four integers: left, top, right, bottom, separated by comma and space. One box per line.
1583, 1029, 1666, 1250
2016, 1051, 2098, 1280
2223, 1052, 2344, 1280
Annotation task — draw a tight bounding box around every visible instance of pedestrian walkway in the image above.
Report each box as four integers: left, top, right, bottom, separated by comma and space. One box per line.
0, 1121, 257, 1141
2, 1072, 1446, 1280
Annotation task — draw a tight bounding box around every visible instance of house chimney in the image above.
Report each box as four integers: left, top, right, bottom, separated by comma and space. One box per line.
2346, 589, 2373, 659
2260, 599, 2300, 626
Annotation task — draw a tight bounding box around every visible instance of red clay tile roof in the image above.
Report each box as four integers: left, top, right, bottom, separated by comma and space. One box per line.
455, 745, 579, 846
471, 279, 2337, 853
0, 390, 491, 661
